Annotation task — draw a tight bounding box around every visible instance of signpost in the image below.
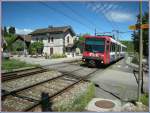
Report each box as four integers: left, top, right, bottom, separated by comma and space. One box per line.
129, 24, 148, 30
138, 0, 143, 102
128, 0, 148, 101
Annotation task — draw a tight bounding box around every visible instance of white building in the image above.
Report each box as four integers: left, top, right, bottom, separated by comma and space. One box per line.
29, 26, 76, 55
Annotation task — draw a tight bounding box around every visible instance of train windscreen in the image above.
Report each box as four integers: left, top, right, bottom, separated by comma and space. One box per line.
85, 38, 105, 53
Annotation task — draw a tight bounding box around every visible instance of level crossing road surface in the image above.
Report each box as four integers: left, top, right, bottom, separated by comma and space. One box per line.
88, 58, 149, 104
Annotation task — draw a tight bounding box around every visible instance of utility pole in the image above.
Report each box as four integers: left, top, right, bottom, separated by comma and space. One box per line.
138, 0, 143, 101
95, 28, 97, 36
112, 30, 119, 41
23, 35, 26, 57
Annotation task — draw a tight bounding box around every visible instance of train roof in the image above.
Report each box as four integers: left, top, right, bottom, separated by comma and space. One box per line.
83, 35, 111, 40
84, 35, 127, 48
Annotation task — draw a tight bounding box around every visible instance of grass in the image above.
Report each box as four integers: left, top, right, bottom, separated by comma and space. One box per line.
2, 59, 37, 72
140, 93, 149, 106
51, 54, 67, 59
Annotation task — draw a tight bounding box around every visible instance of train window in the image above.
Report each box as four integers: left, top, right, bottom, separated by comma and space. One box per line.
113, 43, 115, 52
110, 44, 112, 52
112, 43, 115, 52
117, 45, 119, 52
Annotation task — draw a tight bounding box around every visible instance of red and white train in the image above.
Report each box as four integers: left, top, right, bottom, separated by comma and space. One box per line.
82, 35, 127, 67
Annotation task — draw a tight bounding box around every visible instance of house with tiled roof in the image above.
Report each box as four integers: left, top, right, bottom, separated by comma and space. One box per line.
29, 26, 76, 56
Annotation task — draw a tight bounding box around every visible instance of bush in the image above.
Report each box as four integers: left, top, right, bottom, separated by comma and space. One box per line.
52, 82, 95, 111
44, 53, 50, 59
140, 93, 149, 106
2, 59, 35, 72
132, 57, 139, 64
29, 41, 44, 55
51, 54, 67, 59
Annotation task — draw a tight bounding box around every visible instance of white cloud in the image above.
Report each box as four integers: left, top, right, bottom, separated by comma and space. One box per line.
89, 3, 120, 15
86, 3, 134, 23
15, 28, 33, 35
105, 11, 135, 22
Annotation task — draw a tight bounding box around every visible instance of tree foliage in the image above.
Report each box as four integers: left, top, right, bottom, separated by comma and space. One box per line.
8, 26, 16, 34
132, 12, 148, 57
4, 26, 8, 36
4, 34, 16, 51
73, 35, 87, 53
29, 41, 44, 54
120, 40, 134, 52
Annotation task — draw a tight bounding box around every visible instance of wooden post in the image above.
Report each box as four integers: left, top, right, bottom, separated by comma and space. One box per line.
41, 92, 52, 112
138, 0, 143, 101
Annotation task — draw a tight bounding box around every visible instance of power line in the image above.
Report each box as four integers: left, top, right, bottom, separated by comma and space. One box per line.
39, 2, 95, 33
61, 2, 104, 32
99, 2, 118, 31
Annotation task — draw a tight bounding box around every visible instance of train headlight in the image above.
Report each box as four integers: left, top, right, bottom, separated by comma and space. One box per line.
101, 60, 104, 63
82, 58, 85, 61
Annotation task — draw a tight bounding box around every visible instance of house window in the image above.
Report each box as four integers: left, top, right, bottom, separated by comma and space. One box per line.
51, 37, 54, 42
48, 37, 50, 43
67, 36, 69, 43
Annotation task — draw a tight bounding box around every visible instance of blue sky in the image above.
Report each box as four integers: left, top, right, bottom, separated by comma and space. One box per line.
2, 1, 149, 40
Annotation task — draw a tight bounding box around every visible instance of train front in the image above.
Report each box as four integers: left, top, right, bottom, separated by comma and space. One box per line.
82, 36, 105, 67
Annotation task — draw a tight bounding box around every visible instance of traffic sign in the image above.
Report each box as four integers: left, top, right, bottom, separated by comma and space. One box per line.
129, 25, 137, 30
129, 24, 149, 30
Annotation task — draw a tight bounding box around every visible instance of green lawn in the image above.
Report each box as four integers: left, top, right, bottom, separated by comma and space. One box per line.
2, 59, 36, 72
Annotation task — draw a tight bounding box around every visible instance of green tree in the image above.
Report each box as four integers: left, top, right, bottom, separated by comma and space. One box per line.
120, 40, 134, 53
8, 26, 16, 34
4, 26, 8, 36
29, 41, 44, 55
4, 34, 16, 51
132, 12, 148, 57
12, 40, 24, 52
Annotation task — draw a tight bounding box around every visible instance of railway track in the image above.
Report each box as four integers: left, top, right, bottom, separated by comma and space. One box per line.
2, 65, 98, 112
2, 61, 79, 82
2, 67, 48, 82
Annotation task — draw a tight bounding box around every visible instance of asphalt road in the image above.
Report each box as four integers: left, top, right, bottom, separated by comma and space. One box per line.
88, 58, 149, 104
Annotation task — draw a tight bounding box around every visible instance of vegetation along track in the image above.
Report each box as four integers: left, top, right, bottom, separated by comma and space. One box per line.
2, 60, 81, 82
2, 66, 98, 112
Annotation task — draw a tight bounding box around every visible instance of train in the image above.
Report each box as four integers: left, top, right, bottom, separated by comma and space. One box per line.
82, 35, 127, 67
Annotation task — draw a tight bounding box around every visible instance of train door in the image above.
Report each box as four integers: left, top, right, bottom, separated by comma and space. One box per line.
106, 40, 110, 64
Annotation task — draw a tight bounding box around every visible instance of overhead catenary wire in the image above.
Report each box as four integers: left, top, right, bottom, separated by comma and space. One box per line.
90, 2, 129, 40
40, 1, 133, 38
39, 2, 96, 33
61, 2, 104, 33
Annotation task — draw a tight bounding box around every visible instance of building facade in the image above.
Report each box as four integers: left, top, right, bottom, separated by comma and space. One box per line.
29, 26, 75, 55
